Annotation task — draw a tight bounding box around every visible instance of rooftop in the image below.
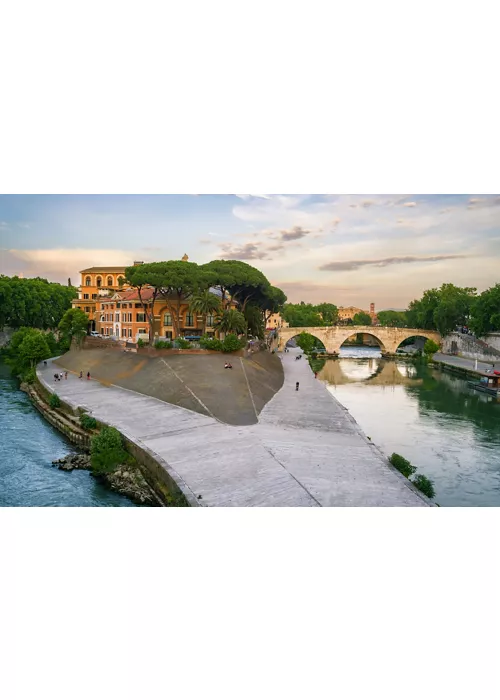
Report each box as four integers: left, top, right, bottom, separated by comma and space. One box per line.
80, 267, 127, 274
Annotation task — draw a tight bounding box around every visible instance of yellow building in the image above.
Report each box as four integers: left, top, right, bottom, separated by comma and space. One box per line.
266, 312, 288, 330
72, 266, 128, 332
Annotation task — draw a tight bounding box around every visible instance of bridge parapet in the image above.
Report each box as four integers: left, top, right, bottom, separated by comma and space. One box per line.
277, 326, 442, 355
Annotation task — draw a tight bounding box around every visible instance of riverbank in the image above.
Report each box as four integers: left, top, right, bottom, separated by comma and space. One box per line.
36, 354, 430, 506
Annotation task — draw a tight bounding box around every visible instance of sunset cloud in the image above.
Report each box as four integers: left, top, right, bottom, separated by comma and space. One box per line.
319, 254, 468, 272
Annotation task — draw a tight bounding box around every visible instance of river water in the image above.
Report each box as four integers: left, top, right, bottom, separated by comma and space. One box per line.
0, 363, 135, 507
319, 347, 500, 506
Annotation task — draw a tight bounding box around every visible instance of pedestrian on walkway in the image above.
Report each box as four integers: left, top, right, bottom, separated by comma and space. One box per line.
64, 371, 68, 380
296, 382, 300, 391
87, 371, 91, 380
314, 372, 318, 379
79, 371, 83, 380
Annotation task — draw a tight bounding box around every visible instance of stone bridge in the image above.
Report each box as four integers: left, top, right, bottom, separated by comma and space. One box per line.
277, 326, 442, 356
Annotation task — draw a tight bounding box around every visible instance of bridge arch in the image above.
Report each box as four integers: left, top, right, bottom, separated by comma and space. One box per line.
336, 328, 388, 354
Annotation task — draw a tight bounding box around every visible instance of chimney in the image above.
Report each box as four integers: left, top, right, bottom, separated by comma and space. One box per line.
133, 261, 144, 266
370, 302, 375, 315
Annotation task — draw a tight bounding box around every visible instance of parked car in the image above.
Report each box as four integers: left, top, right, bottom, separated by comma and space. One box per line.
90, 331, 101, 338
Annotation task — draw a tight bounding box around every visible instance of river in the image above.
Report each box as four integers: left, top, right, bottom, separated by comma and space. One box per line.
319, 347, 500, 506
0, 363, 136, 507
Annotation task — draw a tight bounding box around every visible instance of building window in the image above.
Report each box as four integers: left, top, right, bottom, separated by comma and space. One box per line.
100, 327, 104, 334
185, 313, 194, 327
96, 276, 102, 288
136, 313, 146, 323
115, 313, 119, 322
122, 313, 127, 323
135, 303, 142, 309
116, 302, 121, 308
92, 294, 97, 300
107, 276, 113, 286
206, 315, 214, 327
122, 329, 127, 337
83, 293, 89, 300
164, 313, 172, 326
165, 331, 173, 340
138, 329, 146, 335
85, 307, 90, 313
128, 329, 133, 337
85, 276, 91, 286
128, 313, 132, 323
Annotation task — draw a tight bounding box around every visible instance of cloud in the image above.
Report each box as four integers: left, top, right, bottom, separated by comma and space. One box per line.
218, 242, 269, 260
279, 225, 311, 241
403, 202, 417, 207
467, 196, 500, 209
319, 254, 468, 272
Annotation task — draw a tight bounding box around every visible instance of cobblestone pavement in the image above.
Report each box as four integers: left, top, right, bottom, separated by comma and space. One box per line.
38, 352, 429, 507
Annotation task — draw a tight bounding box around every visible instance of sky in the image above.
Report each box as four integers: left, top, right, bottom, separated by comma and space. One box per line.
1, 193, 499, 310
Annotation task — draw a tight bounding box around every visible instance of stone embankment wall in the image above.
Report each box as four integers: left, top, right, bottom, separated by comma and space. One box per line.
0, 327, 14, 348
484, 333, 500, 352
442, 332, 500, 362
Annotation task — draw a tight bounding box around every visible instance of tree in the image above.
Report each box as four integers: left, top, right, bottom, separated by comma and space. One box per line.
377, 310, 408, 327
244, 304, 265, 339
406, 284, 476, 334
0, 275, 77, 330
469, 283, 500, 337
189, 290, 221, 336
316, 303, 339, 325
17, 331, 51, 369
201, 260, 270, 312
282, 303, 324, 327
263, 286, 288, 324
155, 260, 211, 338
295, 332, 318, 355
214, 309, 247, 336
125, 263, 165, 342
353, 311, 372, 326
424, 339, 440, 357
58, 308, 89, 346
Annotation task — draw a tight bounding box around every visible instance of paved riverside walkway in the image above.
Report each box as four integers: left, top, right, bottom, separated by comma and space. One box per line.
433, 352, 500, 373
37, 352, 429, 507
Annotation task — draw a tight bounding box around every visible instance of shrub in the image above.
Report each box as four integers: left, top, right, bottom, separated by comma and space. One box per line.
412, 474, 436, 499
222, 334, 243, 353
90, 426, 128, 475
199, 335, 223, 351
23, 368, 37, 384
80, 413, 98, 431
176, 338, 192, 349
424, 339, 439, 356
137, 338, 146, 348
49, 393, 61, 409
155, 340, 173, 350
389, 453, 417, 478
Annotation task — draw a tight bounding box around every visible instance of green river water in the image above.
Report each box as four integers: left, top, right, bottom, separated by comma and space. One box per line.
322, 347, 500, 506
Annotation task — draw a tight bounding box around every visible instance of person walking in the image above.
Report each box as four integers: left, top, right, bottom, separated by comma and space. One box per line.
64, 371, 68, 380
296, 382, 300, 391
87, 371, 91, 380
79, 371, 83, 380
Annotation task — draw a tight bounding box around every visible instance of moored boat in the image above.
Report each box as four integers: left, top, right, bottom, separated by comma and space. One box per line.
468, 371, 500, 397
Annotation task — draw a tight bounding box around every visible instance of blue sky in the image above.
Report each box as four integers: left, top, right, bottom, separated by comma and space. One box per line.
1, 194, 499, 309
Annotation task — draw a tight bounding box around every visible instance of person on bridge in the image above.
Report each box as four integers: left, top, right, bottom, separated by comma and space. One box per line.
296, 382, 300, 391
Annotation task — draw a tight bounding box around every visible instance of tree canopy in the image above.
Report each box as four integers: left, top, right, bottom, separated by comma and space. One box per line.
58, 308, 89, 346
352, 311, 372, 326
0, 275, 77, 330
281, 303, 325, 327
376, 310, 408, 327
469, 284, 500, 337
406, 283, 477, 335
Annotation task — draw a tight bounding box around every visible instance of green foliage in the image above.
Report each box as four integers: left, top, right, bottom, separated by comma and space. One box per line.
80, 413, 98, 431
0, 275, 77, 330
353, 311, 372, 326
469, 283, 500, 337
23, 368, 37, 384
281, 303, 325, 327
222, 333, 244, 353
189, 290, 221, 335
90, 426, 128, 475
377, 310, 408, 327
49, 393, 61, 409
215, 309, 247, 336
424, 339, 440, 356
199, 335, 223, 351
315, 303, 339, 325
137, 338, 146, 348
154, 340, 173, 349
244, 304, 265, 340
201, 260, 270, 311
406, 284, 476, 334
58, 308, 89, 346
296, 331, 318, 355
309, 357, 326, 374
389, 453, 417, 478
263, 286, 287, 318
176, 338, 192, 349
412, 474, 436, 499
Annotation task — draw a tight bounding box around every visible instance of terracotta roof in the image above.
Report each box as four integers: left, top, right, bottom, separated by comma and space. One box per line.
80, 267, 127, 274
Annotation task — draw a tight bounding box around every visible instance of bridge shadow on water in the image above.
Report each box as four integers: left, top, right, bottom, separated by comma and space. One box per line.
318, 356, 422, 387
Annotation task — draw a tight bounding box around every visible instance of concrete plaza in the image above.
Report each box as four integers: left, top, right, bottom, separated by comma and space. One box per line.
38, 351, 429, 507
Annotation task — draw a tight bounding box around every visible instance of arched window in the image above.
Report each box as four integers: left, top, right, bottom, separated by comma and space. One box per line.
96, 276, 102, 288
85, 276, 91, 286
107, 276, 113, 287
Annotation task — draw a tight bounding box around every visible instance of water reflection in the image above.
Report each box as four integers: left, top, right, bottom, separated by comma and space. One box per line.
320, 349, 500, 506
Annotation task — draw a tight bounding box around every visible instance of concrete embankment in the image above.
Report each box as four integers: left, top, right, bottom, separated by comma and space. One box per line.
36, 350, 430, 507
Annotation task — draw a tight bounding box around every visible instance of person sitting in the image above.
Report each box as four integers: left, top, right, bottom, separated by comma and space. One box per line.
224, 362, 229, 369
228, 363, 233, 369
